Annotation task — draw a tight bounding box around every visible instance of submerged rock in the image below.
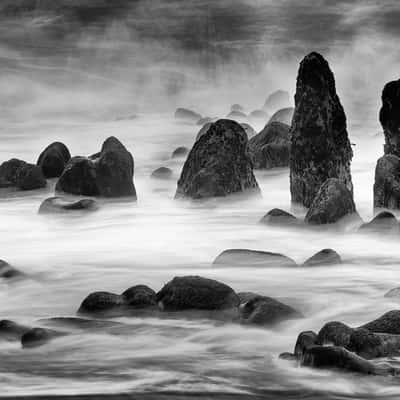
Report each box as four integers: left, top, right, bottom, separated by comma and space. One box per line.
156, 276, 239, 311
213, 249, 297, 268
359, 211, 399, 233
21, 327, 63, 348
56, 137, 136, 198
260, 208, 299, 227
0, 260, 23, 279
38, 197, 98, 214
171, 146, 189, 159
290, 52, 353, 208
380, 79, 400, 157
151, 167, 173, 180
264, 90, 290, 111
175, 119, 260, 199
37, 142, 71, 178
373, 154, 400, 209
0, 320, 31, 341
302, 249, 342, 266
305, 178, 357, 225
268, 107, 294, 125
175, 108, 202, 123
0, 159, 46, 190
248, 122, 291, 169
239, 295, 302, 326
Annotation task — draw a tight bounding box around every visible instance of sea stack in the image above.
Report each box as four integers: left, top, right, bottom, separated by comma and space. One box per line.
175, 119, 260, 199
290, 52, 353, 208
374, 80, 400, 209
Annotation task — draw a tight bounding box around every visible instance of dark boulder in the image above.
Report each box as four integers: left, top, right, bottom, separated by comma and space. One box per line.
294, 330, 318, 358
248, 121, 291, 169
290, 52, 353, 207
305, 178, 357, 225
78, 291, 123, 315
37, 142, 71, 178
21, 327, 63, 348
373, 154, 400, 209
317, 321, 353, 347
121, 285, 157, 308
0, 159, 46, 190
226, 110, 247, 120
302, 249, 342, 267
38, 197, 98, 214
0, 259, 23, 279
175, 108, 202, 123
175, 119, 260, 199
0, 320, 31, 341
213, 249, 297, 268
259, 208, 300, 227
56, 137, 136, 198
380, 79, 400, 157
268, 107, 294, 125
239, 295, 302, 326
264, 90, 290, 111
151, 167, 173, 180
171, 146, 189, 159
359, 211, 399, 233
360, 310, 400, 334
156, 276, 239, 311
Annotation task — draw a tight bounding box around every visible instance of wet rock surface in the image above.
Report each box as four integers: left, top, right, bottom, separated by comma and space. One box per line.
0, 159, 46, 190
0, 260, 23, 279
305, 178, 357, 225
290, 52, 353, 208
175, 119, 260, 199
56, 137, 136, 198
37, 142, 71, 178
38, 196, 98, 214
248, 122, 291, 169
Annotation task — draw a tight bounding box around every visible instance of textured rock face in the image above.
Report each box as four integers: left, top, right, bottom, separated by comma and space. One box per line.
0, 159, 46, 190
56, 137, 136, 198
373, 154, 400, 209
37, 142, 71, 178
175, 119, 260, 199
305, 178, 356, 225
248, 121, 290, 169
156, 276, 239, 311
290, 52, 353, 208
380, 80, 400, 157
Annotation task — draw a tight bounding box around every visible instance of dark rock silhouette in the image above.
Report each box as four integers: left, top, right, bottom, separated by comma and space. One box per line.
290, 52, 353, 208
360, 310, 400, 334
264, 90, 290, 111
385, 287, 400, 299
37, 142, 71, 178
121, 285, 157, 308
260, 208, 299, 227
0, 320, 31, 341
174, 108, 202, 123
171, 146, 189, 159
78, 291, 123, 314
175, 119, 260, 199
21, 327, 63, 348
359, 211, 399, 233
38, 197, 98, 214
239, 295, 302, 326
302, 249, 342, 266
268, 107, 294, 125
56, 136, 136, 198
156, 276, 239, 311
305, 178, 357, 225
380, 80, 400, 157
248, 121, 290, 169
0, 260, 23, 279
373, 154, 400, 209
151, 167, 173, 180
0, 159, 46, 190
213, 249, 297, 267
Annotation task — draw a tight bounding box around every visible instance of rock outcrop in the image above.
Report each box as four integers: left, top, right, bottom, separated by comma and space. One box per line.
0, 159, 46, 190
175, 119, 260, 199
305, 178, 357, 225
248, 122, 291, 169
37, 142, 71, 178
56, 137, 136, 198
0, 259, 23, 279
290, 52, 353, 208
38, 197, 98, 214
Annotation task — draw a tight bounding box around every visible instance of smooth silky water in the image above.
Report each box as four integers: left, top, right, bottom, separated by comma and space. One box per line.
0, 113, 399, 399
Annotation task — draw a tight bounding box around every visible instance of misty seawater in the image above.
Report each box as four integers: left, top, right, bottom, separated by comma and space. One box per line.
2, 1, 400, 399
0, 114, 398, 399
